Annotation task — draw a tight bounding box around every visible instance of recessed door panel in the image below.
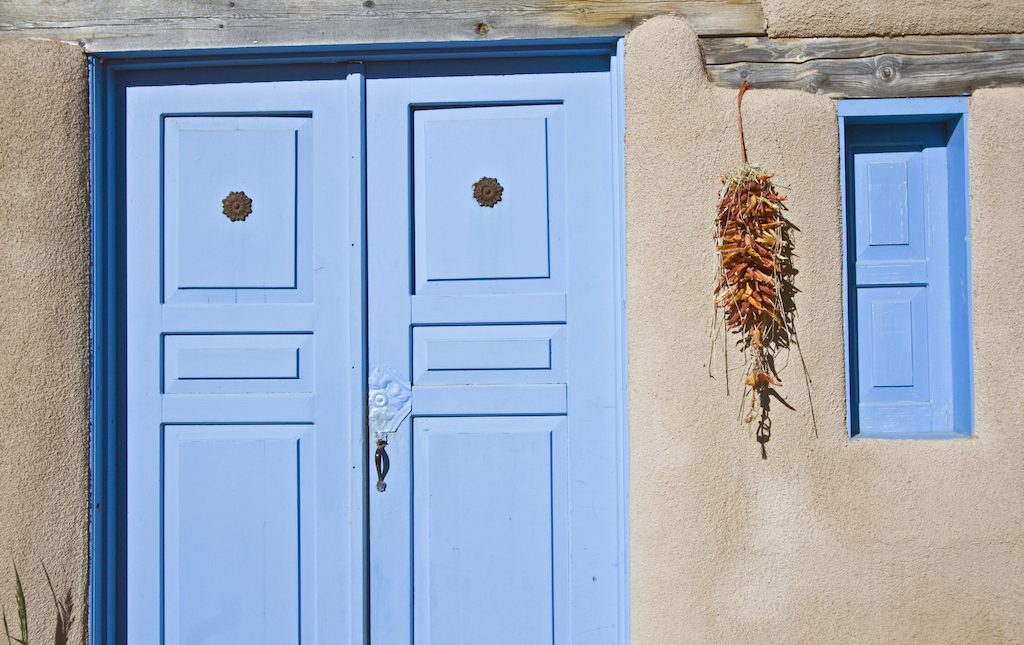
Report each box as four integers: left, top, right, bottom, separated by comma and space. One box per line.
855, 286, 933, 433
413, 416, 568, 645
164, 116, 313, 303
163, 333, 313, 394
414, 104, 566, 294
853, 148, 928, 284
412, 324, 565, 385
163, 424, 311, 645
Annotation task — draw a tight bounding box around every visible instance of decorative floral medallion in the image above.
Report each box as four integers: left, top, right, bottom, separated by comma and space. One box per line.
368, 366, 412, 440
222, 190, 253, 222
472, 177, 503, 208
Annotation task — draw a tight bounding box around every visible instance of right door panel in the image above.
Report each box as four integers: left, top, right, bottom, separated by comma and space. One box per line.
367, 69, 624, 644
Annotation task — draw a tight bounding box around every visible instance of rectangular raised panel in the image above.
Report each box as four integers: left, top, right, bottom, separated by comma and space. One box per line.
164, 334, 313, 394
163, 116, 313, 304
428, 337, 548, 370
852, 147, 928, 285
413, 324, 565, 385
413, 417, 567, 645
869, 301, 915, 387
413, 104, 566, 295
178, 348, 297, 380
163, 424, 312, 645
857, 287, 930, 402
866, 160, 910, 246
856, 286, 934, 435
173, 122, 297, 289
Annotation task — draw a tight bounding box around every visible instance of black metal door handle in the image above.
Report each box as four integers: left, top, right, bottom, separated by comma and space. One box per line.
374, 437, 390, 492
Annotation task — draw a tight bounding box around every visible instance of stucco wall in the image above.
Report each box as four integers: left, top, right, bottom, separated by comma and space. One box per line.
625, 16, 1024, 643
0, 39, 91, 644
762, 0, 1024, 37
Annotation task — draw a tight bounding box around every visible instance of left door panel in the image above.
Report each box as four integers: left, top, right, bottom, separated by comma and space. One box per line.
126, 78, 365, 645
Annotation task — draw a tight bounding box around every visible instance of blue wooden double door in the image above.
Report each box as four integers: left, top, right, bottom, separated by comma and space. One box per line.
126, 62, 624, 644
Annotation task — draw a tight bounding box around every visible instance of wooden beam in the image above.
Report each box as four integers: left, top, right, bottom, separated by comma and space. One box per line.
0, 0, 766, 52
702, 34, 1024, 64
702, 35, 1024, 97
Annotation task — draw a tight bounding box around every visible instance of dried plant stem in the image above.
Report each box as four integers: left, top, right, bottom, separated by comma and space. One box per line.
793, 333, 819, 437
737, 79, 750, 164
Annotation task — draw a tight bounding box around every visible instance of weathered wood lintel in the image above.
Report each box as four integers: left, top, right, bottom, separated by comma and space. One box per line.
0, 0, 766, 52
702, 35, 1024, 98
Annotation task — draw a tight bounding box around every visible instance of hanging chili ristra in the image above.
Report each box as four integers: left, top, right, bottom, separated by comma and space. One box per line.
714, 81, 803, 458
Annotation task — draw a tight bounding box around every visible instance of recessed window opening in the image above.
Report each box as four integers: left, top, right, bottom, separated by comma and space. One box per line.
840, 98, 973, 439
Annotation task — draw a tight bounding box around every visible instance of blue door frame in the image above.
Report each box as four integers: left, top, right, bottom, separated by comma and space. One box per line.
89, 38, 628, 645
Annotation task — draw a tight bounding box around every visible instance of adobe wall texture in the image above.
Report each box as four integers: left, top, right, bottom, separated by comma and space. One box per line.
625, 16, 1024, 643
0, 40, 91, 645
762, 0, 1024, 37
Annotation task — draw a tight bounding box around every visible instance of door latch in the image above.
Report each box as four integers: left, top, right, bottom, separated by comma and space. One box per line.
367, 366, 412, 493
374, 436, 391, 492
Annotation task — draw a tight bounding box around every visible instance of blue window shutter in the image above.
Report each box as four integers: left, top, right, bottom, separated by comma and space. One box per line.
842, 104, 973, 438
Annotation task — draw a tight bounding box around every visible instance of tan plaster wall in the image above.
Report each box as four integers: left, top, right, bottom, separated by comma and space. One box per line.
0, 39, 91, 644
625, 16, 1024, 644
762, 0, 1024, 37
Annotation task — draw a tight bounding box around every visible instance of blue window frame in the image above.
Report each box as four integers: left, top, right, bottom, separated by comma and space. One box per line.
839, 97, 973, 439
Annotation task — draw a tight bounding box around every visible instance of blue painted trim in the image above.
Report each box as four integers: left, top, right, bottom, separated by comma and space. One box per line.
88, 37, 626, 645
951, 111, 976, 439
854, 431, 972, 441
610, 37, 630, 645
838, 97, 974, 440
88, 55, 102, 645
838, 96, 968, 118
91, 37, 620, 68
89, 54, 124, 645
839, 116, 856, 444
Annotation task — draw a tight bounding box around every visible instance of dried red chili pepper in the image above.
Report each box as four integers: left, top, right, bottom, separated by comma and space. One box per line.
713, 80, 804, 458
